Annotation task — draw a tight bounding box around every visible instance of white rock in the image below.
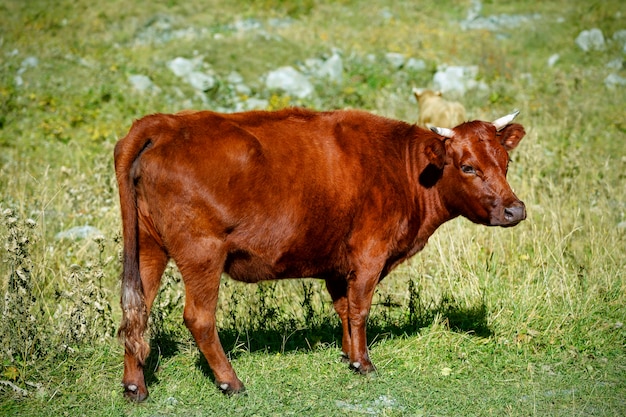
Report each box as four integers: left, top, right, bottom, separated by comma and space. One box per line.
265, 66, 314, 98
380, 8, 394, 20
231, 18, 262, 32
226, 71, 244, 84
433, 65, 487, 96
575, 28, 605, 51
187, 71, 216, 91
15, 56, 39, 85
466, 0, 482, 21
606, 59, 624, 70
612, 29, 626, 44
304, 58, 324, 71
315, 53, 343, 83
268, 17, 294, 29
234, 97, 269, 111
613, 30, 626, 52
168, 56, 199, 77
405, 58, 427, 71
21, 56, 39, 69
128, 74, 160, 93
385, 52, 405, 69
604, 73, 626, 89
461, 1, 540, 32
547, 54, 560, 67
234, 83, 251, 95
461, 13, 540, 31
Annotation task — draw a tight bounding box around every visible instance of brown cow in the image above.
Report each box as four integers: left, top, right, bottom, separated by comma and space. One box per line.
114, 107, 526, 401
413, 88, 467, 128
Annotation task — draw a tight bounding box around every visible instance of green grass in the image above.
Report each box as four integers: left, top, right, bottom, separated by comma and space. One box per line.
1, 0, 625, 415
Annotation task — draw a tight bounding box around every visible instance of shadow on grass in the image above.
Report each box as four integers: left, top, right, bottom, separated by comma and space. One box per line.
143, 298, 493, 387
143, 329, 185, 389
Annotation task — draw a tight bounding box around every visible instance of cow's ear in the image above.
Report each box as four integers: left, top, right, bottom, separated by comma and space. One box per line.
425, 138, 446, 169
498, 123, 526, 151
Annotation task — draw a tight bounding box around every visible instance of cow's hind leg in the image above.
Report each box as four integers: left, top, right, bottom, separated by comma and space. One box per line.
177, 242, 244, 395
325, 277, 351, 363
121, 230, 168, 402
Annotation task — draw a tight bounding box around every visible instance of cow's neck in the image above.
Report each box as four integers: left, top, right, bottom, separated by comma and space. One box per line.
404, 135, 456, 255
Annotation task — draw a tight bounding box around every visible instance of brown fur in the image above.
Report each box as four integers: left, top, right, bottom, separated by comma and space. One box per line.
413, 88, 467, 128
114, 107, 526, 400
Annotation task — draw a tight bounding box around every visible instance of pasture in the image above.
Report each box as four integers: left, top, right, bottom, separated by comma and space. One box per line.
1, 0, 625, 415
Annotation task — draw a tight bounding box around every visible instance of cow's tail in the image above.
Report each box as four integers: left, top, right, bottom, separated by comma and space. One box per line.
114, 117, 155, 366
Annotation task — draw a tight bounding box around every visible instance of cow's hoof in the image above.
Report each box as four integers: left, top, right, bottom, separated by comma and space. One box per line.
349, 361, 377, 375
218, 382, 247, 396
339, 352, 350, 364
123, 383, 148, 402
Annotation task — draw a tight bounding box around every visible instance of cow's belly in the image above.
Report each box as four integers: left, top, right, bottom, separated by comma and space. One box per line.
224, 246, 340, 283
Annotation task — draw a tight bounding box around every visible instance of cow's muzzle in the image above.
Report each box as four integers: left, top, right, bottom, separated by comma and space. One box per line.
502, 201, 526, 226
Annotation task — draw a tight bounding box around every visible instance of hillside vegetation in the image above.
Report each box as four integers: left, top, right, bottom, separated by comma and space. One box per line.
1, 1, 624, 415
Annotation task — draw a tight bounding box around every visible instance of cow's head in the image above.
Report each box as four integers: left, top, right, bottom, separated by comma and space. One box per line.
427, 111, 526, 227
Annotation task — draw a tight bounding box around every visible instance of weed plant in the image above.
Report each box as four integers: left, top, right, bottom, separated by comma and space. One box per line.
0, 0, 625, 415
1, 209, 44, 370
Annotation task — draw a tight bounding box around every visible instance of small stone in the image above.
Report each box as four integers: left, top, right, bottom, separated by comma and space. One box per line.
235, 97, 269, 111
187, 71, 216, 91
315, 53, 343, 83
405, 58, 427, 71
613, 29, 626, 44
575, 28, 605, 52
226, 71, 244, 84
21, 56, 39, 69
605, 73, 626, 89
128, 74, 160, 93
265, 66, 314, 98
606, 59, 624, 70
547, 54, 560, 67
385, 52, 405, 69
168, 56, 201, 77
433, 65, 487, 96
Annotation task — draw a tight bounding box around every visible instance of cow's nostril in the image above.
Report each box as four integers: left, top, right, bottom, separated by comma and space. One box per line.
504, 204, 526, 223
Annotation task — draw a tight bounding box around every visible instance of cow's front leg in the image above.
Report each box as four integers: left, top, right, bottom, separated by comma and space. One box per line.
346, 270, 380, 374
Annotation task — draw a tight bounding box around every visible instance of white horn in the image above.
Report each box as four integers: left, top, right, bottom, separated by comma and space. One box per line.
492, 109, 520, 131
430, 126, 454, 138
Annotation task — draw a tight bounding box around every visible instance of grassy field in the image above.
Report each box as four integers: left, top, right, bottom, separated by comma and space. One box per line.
1, 0, 625, 415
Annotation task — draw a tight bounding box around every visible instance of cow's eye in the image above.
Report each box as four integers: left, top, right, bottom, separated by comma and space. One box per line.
461, 165, 476, 175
